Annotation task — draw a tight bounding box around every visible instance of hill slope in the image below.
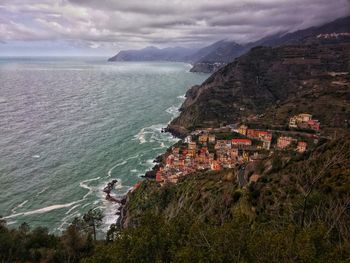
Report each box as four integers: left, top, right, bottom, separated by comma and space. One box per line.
189, 40, 246, 73
190, 15, 350, 73
168, 39, 350, 137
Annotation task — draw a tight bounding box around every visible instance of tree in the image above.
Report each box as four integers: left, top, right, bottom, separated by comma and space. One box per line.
83, 209, 104, 241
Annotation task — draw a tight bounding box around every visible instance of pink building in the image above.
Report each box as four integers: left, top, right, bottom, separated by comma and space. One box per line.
277, 136, 294, 149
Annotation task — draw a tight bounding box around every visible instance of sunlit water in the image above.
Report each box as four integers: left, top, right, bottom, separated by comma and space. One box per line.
0, 57, 208, 234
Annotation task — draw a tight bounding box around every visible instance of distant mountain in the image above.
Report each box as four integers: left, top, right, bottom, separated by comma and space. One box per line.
108, 16, 350, 73
252, 15, 350, 47
189, 40, 246, 73
191, 15, 350, 73
107, 46, 197, 62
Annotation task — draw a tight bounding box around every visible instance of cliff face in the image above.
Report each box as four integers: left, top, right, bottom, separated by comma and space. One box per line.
169, 40, 350, 135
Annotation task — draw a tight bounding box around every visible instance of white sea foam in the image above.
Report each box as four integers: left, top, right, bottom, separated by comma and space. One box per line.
82, 202, 91, 208
177, 94, 186, 99
107, 154, 139, 178
79, 177, 101, 199
11, 200, 29, 213
65, 204, 81, 215
4, 201, 81, 219
134, 127, 147, 144
166, 105, 180, 118
32, 155, 40, 158
58, 210, 81, 232
107, 161, 127, 178
134, 124, 164, 144
36, 187, 49, 197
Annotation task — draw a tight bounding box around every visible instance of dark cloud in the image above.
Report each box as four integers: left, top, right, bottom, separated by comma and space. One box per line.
0, 0, 349, 54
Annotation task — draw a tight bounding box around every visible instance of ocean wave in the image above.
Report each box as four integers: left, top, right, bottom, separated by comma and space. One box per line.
165, 105, 180, 118
107, 161, 127, 178
58, 210, 81, 232
4, 201, 82, 219
177, 94, 186, 100
65, 204, 81, 215
11, 200, 29, 213
134, 124, 164, 144
79, 177, 101, 199
96, 179, 127, 233
36, 186, 49, 197
82, 202, 91, 208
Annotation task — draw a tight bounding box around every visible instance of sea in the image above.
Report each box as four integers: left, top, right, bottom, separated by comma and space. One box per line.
0, 57, 209, 234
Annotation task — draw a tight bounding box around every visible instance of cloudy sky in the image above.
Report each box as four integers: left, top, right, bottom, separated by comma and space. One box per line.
0, 0, 349, 56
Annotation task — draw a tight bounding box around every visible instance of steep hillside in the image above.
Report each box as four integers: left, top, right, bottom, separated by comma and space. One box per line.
121, 137, 350, 225
168, 40, 350, 137
88, 138, 350, 262
189, 15, 350, 73
252, 15, 350, 47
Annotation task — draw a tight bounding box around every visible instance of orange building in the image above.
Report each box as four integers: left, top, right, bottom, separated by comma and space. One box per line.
231, 138, 252, 146
297, 141, 307, 153
199, 134, 208, 143
247, 129, 272, 142
210, 160, 222, 171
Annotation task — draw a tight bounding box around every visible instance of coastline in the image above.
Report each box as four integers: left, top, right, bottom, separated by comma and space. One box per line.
109, 91, 189, 229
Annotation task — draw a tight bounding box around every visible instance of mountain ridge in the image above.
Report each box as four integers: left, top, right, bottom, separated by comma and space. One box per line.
168, 37, 350, 137
108, 16, 350, 74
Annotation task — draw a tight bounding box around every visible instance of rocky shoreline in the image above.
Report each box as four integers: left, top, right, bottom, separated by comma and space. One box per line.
105, 129, 180, 229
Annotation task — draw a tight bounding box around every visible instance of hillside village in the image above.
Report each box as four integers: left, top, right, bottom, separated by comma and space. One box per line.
154, 113, 321, 186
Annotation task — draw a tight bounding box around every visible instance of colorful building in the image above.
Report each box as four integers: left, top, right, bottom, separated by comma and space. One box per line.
208, 134, 216, 143
307, 119, 320, 131
289, 113, 319, 130
199, 134, 208, 143
247, 129, 272, 142
231, 138, 252, 146
238, 125, 248, 136
297, 141, 307, 153
277, 136, 294, 149
210, 160, 222, 171
188, 142, 197, 150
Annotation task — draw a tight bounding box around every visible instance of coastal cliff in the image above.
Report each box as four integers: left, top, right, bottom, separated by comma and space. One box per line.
169, 40, 350, 135
119, 35, 350, 228
98, 137, 350, 263
104, 34, 350, 263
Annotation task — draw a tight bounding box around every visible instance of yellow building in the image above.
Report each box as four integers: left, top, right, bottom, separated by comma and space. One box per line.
238, 125, 248, 136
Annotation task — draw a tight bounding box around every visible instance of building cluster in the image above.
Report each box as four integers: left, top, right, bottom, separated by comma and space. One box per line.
276, 136, 307, 152
289, 113, 320, 131
156, 132, 257, 185
155, 113, 318, 185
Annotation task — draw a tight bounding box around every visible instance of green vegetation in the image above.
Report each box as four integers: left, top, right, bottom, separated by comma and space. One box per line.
0, 209, 102, 263
1, 138, 349, 262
